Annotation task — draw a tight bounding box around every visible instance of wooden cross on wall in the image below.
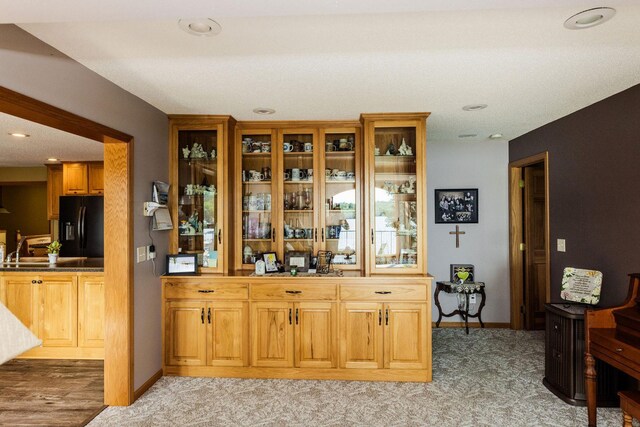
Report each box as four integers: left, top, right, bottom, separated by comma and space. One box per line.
449, 225, 466, 248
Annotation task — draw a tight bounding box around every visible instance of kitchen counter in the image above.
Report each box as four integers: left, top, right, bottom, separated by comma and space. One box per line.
0, 257, 104, 272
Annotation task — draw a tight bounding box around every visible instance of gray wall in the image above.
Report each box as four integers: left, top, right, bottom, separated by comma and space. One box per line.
510, 83, 640, 308
0, 25, 168, 389
0, 183, 49, 254
427, 141, 510, 323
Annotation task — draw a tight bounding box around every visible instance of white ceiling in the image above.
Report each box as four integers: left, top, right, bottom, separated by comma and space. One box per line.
4, 1, 640, 143
0, 113, 103, 167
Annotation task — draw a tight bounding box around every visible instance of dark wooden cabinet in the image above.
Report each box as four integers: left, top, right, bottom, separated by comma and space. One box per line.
543, 303, 619, 406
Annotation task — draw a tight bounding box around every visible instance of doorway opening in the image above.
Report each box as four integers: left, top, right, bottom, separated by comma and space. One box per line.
0, 86, 133, 406
509, 152, 550, 330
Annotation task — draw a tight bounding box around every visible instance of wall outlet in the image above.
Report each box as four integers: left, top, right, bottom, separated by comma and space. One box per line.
469, 294, 477, 304
557, 239, 566, 252
136, 246, 147, 263
147, 245, 156, 260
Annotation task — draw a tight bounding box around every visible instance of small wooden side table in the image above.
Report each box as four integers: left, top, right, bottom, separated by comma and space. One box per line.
619, 390, 640, 427
435, 281, 486, 334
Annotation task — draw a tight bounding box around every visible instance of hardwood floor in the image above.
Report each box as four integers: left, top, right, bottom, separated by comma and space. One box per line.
0, 359, 104, 426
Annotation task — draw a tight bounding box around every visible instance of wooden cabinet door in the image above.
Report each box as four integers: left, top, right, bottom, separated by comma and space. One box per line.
166, 301, 207, 366
78, 275, 104, 348
340, 302, 383, 369
63, 162, 88, 195
251, 302, 293, 367
38, 275, 78, 347
47, 165, 63, 220
384, 303, 427, 369
206, 301, 248, 367
294, 302, 337, 368
88, 162, 104, 195
0, 276, 38, 334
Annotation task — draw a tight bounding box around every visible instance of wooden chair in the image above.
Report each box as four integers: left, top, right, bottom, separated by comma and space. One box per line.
619, 390, 640, 427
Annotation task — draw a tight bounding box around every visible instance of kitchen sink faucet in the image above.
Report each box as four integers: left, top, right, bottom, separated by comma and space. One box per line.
5, 236, 27, 263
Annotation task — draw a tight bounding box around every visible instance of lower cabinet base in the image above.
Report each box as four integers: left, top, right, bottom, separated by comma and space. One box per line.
163, 366, 431, 382
18, 346, 104, 360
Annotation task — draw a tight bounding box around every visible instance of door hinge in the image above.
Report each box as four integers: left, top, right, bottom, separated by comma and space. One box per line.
518, 179, 525, 188
519, 243, 526, 251
520, 305, 526, 315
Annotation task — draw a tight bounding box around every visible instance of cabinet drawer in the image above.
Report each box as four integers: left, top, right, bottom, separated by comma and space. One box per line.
251, 283, 337, 300
340, 284, 427, 301
164, 282, 248, 300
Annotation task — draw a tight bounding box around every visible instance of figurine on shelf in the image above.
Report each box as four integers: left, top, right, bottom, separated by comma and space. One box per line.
190, 143, 207, 159
398, 138, 413, 156
374, 147, 380, 156
385, 143, 397, 156
187, 211, 199, 234
407, 177, 416, 194
197, 220, 203, 234
211, 148, 217, 159
182, 146, 191, 159
185, 184, 194, 196
383, 181, 398, 194
207, 184, 216, 194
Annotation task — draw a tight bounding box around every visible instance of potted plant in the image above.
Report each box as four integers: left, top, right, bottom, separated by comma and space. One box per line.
47, 241, 62, 264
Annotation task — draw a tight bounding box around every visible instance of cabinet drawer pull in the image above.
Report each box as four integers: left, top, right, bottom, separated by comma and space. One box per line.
207, 308, 211, 324
201, 308, 205, 324
197, 290, 215, 293
375, 291, 392, 295
286, 290, 302, 294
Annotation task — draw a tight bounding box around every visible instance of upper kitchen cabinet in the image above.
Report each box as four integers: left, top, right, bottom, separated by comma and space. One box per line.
61, 162, 104, 196
169, 116, 236, 274
361, 113, 429, 275
47, 164, 63, 220
87, 162, 104, 195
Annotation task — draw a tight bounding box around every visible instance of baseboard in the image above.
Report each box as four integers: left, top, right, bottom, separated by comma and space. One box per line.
433, 321, 510, 329
133, 369, 163, 401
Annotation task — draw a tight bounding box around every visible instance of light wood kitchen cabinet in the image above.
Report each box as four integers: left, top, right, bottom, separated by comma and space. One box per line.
165, 299, 248, 367
78, 275, 104, 348
46, 164, 63, 220
384, 303, 428, 369
63, 162, 89, 195
251, 300, 337, 368
88, 162, 105, 195
340, 302, 383, 369
0, 272, 104, 359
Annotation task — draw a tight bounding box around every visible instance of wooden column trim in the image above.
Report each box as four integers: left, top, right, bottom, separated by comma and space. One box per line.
103, 139, 133, 405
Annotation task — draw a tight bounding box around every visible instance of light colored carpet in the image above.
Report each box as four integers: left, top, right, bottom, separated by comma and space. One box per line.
90, 329, 625, 426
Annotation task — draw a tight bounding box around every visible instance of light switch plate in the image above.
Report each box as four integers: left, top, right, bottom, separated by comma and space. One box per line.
469, 294, 477, 304
557, 239, 566, 252
137, 246, 147, 263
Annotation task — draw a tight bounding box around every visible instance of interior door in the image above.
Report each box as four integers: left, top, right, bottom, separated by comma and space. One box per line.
524, 164, 547, 330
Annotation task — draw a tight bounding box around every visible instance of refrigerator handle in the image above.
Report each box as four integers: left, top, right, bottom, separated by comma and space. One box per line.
81, 206, 87, 249
77, 206, 83, 246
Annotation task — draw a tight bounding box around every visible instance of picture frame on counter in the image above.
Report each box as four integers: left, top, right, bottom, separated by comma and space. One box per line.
284, 251, 310, 272
262, 252, 279, 273
166, 254, 198, 275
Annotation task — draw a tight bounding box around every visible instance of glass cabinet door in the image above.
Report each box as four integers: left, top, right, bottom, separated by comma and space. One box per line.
238, 130, 277, 269
279, 129, 318, 261
320, 129, 360, 270
368, 121, 424, 273
176, 128, 222, 271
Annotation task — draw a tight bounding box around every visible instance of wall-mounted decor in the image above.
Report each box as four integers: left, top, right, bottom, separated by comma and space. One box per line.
435, 188, 478, 223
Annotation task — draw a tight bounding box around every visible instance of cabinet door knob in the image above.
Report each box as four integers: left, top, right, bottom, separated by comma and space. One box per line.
378, 309, 382, 326
37, 280, 42, 284
218, 230, 222, 244
201, 308, 205, 324
385, 308, 389, 326
31, 280, 37, 284
314, 228, 318, 242
272, 228, 276, 243
207, 308, 211, 324
295, 308, 299, 325
371, 229, 374, 244
289, 308, 292, 325
321, 228, 325, 242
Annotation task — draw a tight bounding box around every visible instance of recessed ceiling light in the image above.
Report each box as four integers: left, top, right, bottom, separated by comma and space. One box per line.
564, 7, 615, 30
458, 134, 477, 139
462, 104, 487, 112
253, 108, 276, 115
46, 158, 59, 162
9, 132, 29, 138
178, 18, 222, 37
489, 133, 503, 140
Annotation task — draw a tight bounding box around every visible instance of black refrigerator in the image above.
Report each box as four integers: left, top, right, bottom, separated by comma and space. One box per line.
58, 196, 104, 257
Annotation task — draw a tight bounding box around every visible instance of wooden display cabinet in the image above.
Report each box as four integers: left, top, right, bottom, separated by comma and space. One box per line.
362, 113, 429, 275
169, 116, 236, 273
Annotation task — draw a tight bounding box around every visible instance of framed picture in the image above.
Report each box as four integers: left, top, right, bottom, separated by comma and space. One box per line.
262, 252, 279, 273
284, 251, 311, 272
166, 254, 198, 275
435, 188, 478, 223
450, 264, 474, 282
